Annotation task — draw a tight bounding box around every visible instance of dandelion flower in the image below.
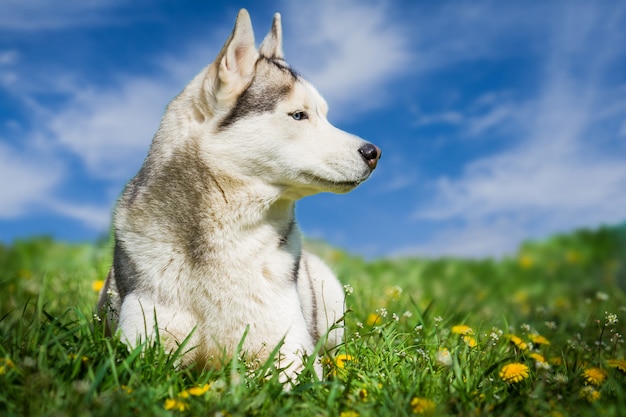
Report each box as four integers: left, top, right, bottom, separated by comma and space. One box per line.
518, 254, 533, 269
529, 334, 550, 345
340, 412, 359, 417
435, 348, 452, 367
366, 313, 381, 326
410, 397, 435, 414
506, 334, 528, 351
499, 363, 530, 384
581, 386, 601, 403
164, 398, 187, 411
0, 358, 15, 375
607, 359, 626, 373
582, 367, 607, 386
92, 280, 104, 292
335, 354, 354, 369
187, 383, 211, 396
358, 388, 368, 401
451, 325, 473, 335
462, 335, 477, 348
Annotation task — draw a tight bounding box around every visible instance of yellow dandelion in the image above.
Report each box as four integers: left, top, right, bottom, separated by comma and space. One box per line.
451, 325, 473, 335
529, 352, 545, 362
580, 386, 601, 403
462, 335, 477, 348
529, 334, 550, 345
186, 383, 210, 396
549, 357, 563, 366
607, 359, 626, 373
410, 397, 435, 414
518, 254, 533, 269
506, 334, 528, 351
0, 358, 15, 375
340, 411, 359, 417
366, 313, 381, 326
358, 388, 368, 401
565, 251, 581, 264
92, 280, 104, 292
582, 367, 607, 386
335, 354, 354, 369
499, 362, 530, 384
435, 348, 452, 367
164, 398, 187, 411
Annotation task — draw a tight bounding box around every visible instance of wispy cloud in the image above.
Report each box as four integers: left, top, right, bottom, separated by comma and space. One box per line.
282, 0, 411, 116
0, 0, 130, 31
413, 3, 626, 257
0, 142, 62, 217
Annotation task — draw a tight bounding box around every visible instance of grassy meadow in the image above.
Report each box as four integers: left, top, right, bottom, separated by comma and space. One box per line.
1, 225, 625, 416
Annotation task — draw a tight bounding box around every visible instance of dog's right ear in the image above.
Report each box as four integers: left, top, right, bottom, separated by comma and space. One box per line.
213, 9, 258, 103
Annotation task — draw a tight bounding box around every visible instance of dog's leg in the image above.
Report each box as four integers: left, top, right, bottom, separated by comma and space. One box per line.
298, 252, 345, 351
117, 294, 199, 365
96, 267, 121, 335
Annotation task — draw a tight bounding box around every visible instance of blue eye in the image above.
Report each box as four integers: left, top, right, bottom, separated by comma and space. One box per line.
290, 111, 308, 121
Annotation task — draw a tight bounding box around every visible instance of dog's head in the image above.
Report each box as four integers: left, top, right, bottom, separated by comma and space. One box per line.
175, 9, 380, 199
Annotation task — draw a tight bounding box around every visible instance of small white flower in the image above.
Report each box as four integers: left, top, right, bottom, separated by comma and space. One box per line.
605, 311, 618, 325
403, 310, 413, 318
596, 291, 609, 301
544, 321, 558, 330
414, 325, 423, 332
343, 284, 354, 295
392, 313, 399, 322
377, 308, 388, 318
434, 316, 443, 323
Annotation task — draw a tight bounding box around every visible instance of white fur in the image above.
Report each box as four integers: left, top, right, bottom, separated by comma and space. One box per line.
97, 9, 379, 383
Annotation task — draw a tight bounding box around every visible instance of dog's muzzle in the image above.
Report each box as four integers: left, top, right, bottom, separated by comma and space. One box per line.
358, 143, 382, 170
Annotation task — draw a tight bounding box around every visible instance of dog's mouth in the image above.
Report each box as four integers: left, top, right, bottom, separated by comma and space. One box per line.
300, 172, 367, 193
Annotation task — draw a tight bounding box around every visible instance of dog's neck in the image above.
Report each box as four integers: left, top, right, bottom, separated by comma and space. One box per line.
118, 145, 300, 272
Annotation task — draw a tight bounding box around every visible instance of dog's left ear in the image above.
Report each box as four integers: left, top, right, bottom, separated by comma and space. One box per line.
259, 13, 284, 59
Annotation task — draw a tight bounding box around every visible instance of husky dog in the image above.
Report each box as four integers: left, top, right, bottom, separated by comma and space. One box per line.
97, 9, 381, 381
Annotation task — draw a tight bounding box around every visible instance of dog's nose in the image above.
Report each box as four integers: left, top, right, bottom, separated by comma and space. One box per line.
358, 143, 381, 169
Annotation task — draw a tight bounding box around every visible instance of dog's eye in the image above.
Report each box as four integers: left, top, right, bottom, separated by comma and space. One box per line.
289, 111, 308, 121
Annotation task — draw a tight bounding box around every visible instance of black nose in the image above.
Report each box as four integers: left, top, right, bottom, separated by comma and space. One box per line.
358, 143, 381, 169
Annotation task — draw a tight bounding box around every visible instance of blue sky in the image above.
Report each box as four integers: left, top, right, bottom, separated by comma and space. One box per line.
1, 0, 626, 258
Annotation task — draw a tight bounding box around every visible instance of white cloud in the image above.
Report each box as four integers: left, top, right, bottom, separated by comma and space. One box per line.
48, 78, 175, 179
413, 3, 626, 257
0, 142, 62, 217
45, 199, 112, 230
282, 0, 411, 116
0, 0, 128, 31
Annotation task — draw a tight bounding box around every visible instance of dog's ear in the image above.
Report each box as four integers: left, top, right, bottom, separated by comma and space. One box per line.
259, 13, 284, 59
215, 9, 258, 101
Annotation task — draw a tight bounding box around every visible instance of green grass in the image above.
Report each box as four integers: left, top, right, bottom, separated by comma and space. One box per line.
1, 225, 626, 416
